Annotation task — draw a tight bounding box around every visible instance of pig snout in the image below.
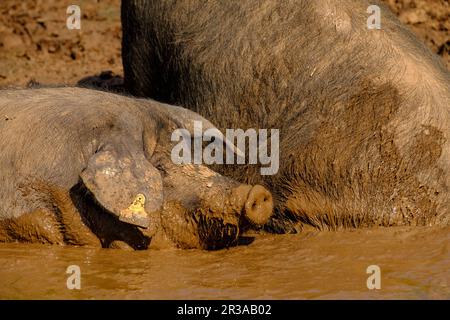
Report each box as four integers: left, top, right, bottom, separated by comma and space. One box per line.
244, 185, 273, 225
232, 184, 273, 226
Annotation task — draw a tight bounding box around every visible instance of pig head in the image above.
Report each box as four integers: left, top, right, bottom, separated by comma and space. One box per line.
0, 88, 273, 250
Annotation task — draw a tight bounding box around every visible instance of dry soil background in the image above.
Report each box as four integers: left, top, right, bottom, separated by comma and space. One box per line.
0, 0, 449, 87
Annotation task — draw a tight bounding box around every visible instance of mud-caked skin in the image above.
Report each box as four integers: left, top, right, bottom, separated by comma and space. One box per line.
0, 87, 273, 250
122, 0, 450, 231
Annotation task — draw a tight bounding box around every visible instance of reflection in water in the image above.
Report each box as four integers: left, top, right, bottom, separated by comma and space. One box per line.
0, 227, 449, 299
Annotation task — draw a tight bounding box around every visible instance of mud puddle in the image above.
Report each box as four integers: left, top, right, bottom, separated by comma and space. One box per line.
0, 226, 449, 299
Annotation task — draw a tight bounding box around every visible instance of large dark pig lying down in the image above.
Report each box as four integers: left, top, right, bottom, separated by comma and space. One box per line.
0, 88, 273, 250
122, 0, 450, 231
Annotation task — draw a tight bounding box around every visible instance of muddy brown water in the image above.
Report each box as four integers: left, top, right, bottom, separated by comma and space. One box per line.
0, 227, 449, 299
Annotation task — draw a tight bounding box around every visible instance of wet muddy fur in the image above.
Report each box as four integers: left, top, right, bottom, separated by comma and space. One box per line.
122, 0, 450, 232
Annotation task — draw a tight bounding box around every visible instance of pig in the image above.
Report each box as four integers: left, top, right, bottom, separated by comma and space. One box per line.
121, 0, 450, 232
0, 87, 273, 250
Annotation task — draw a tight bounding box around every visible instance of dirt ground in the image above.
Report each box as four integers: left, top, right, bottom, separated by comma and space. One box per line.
0, 0, 122, 87
0, 0, 448, 88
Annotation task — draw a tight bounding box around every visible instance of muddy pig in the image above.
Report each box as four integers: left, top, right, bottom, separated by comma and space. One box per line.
122, 0, 450, 231
0, 87, 273, 250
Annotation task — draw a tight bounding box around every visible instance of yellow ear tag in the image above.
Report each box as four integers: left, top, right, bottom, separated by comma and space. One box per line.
129, 194, 146, 212
119, 193, 149, 228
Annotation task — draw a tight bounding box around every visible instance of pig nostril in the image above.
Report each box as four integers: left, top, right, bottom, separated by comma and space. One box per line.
244, 185, 273, 226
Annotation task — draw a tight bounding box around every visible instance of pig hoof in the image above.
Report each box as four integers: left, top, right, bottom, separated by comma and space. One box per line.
119, 194, 150, 228
244, 185, 273, 226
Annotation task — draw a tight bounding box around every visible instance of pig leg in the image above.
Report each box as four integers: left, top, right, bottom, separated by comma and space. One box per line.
0, 183, 100, 247
0, 209, 64, 244
48, 185, 101, 246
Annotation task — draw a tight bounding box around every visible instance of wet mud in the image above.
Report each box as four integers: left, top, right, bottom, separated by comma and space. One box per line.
1, 227, 449, 299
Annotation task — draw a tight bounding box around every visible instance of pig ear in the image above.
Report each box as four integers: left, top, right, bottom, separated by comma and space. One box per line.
80, 146, 163, 229
155, 103, 245, 158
